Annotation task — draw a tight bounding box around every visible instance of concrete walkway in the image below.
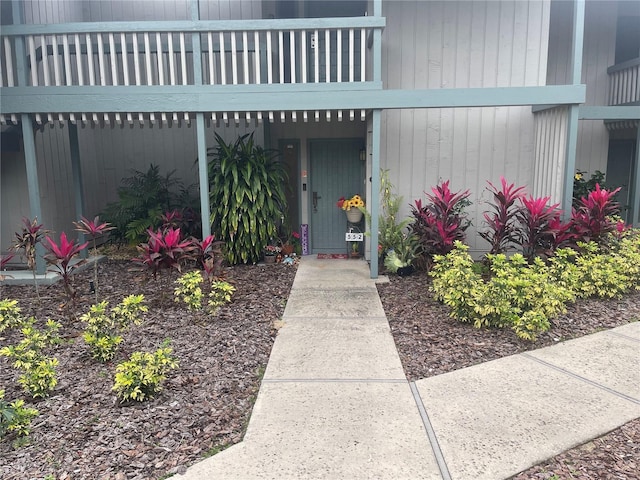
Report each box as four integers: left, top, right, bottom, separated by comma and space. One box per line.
176, 257, 640, 480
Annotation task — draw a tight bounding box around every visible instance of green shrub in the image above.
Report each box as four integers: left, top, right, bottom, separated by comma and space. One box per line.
174, 271, 204, 311
0, 319, 61, 398
575, 240, 637, 298
82, 295, 147, 362
208, 281, 236, 314
0, 389, 39, 439
0, 299, 23, 333
112, 342, 178, 402
208, 133, 288, 264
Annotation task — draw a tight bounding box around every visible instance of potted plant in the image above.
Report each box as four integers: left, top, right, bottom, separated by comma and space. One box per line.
383, 232, 420, 276
337, 194, 365, 223
263, 245, 281, 264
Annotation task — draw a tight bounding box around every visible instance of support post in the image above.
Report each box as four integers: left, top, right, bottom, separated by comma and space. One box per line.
69, 123, 87, 257
190, 0, 211, 239
561, 0, 585, 215
369, 110, 381, 279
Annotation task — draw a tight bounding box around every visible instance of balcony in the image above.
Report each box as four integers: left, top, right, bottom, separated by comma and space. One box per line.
0, 16, 385, 125
608, 57, 639, 106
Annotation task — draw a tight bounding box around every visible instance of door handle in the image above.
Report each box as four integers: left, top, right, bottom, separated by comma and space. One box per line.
313, 191, 321, 212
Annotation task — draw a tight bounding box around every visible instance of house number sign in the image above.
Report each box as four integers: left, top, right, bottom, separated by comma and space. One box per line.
345, 232, 364, 241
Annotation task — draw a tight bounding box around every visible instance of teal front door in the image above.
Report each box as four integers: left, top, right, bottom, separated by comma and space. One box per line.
309, 139, 364, 253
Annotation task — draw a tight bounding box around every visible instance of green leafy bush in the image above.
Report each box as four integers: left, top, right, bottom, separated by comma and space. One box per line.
0, 299, 23, 333
82, 295, 147, 362
0, 319, 61, 398
208, 133, 288, 264
208, 281, 236, 314
0, 390, 39, 439
112, 342, 178, 402
174, 271, 204, 311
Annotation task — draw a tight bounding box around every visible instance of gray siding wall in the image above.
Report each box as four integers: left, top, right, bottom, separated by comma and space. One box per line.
380, 0, 550, 252
546, 0, 617, 175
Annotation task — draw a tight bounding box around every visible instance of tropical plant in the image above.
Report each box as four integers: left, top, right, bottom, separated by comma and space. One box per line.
74, 215, 115, 302
383, 232, 420, 273
208, 133, 288, 264
572, 170, 608, 208
0, 299, 23, 333
208, 280, 236, 314
1, 253, 14, 281
112, 341, 178, 402
174, 271, 204, 311
12, 218, 50, 300
0, 319, 61, 398
43, 232, 88, 302
0, 390, 39, 440
133, 228, 194, 278
193, 234, 225, 280
102, 164, 183, 244
410, 181, 471, 260
570, 183, 622, 244
516, 196, 561, 261
479, 177, 526, 254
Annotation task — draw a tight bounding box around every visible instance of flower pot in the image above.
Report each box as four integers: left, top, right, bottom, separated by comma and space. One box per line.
264, 255, 276, 264
281, 244, 294, 256
397, 265, 414, 277
345, 209, 363, 223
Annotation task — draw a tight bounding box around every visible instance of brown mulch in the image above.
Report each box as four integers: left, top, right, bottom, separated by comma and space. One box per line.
377, 271, 640, 480
1, 259, 296, 480
2, 260, 638, 479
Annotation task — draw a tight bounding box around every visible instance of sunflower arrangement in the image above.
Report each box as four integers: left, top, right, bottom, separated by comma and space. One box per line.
337, 194, 365, 211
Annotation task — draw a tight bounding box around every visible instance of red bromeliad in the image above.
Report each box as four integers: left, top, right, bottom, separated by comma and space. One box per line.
133, 228, 194, 278
517, 195, 561, 261
480, 177, 526, 254
43, 232, 89, 301
571, 184, 622, 243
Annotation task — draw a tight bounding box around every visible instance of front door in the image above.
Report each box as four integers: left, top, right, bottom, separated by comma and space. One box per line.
309, 139, 364, 253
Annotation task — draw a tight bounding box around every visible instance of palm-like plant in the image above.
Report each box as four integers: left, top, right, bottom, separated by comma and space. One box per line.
43, 232, 89, 302
12, 218, 50, 300
208, 133, 288, 264
74, 216, 115, 301
479, 177, 526, 254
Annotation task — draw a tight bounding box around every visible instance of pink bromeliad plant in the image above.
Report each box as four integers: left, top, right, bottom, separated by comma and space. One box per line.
516, 195, 562, 261
571, 183, 622, 244
74, 215, 114, 301
133, 228, 194, 279
43, 232, 89, 302
411, 181, 471, 258
193, 234, 225, 281
479, 177, 526, 254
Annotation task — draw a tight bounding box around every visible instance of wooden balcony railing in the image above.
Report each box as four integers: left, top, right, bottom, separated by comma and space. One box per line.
608, 57, 640, 106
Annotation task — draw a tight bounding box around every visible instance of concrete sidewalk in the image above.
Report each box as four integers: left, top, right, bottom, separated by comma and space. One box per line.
176, 256, 640, 480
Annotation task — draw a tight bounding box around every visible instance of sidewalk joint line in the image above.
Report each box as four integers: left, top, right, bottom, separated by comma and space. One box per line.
605, 330, 640, 343
409, 382, 452, 480
521, 353, 640, 405
262, 378, 407, 383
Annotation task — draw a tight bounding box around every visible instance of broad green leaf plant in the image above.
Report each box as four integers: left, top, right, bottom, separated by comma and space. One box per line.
208, 133, 288, 264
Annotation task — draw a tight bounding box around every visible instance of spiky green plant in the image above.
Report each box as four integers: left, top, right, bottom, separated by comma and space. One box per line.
208, 133, 288, 264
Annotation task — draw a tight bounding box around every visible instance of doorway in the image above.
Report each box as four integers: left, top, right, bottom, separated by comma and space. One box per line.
606, 139, 636, 222
309, 139, 364, 253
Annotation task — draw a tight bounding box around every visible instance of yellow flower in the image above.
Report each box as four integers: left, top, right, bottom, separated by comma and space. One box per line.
574, 172, 583, 181
341, 194, 365, 210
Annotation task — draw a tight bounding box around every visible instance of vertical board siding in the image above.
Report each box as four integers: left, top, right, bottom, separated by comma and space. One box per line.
533, 107, 568, 204
380, 1, 550, 252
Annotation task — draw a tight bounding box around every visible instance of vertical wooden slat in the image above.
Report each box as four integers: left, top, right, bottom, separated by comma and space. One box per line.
179, 33, 187, 85
97, 34, 106, 86
324, 30, 330, 82
278, 30, 284, 83
314, 29, 319, 83
121, 33, 129, 85
242, 31, 249, 84
28, 36, 38, 86
144, 33, 152, 85
4, 37, 15, 86
62, 34, 72, 85
337, 29, 342, 83
207, 32, 214, 84
132, 33, 141, 85
0, 45, 4, 87
360, 28, 365, 81
301, 30, 307, 83
41, 35, 50, 86
219, 32, 226, 85
289, 30, 296, 83
254, 31, 260, 84
74, 35, 84, 86
51, 35, 62, 86
108, 33, 118, 85
231, 32, 238, 84
156, 33, 164, 85
266, 31, 273, 84
348, 29, 354, 82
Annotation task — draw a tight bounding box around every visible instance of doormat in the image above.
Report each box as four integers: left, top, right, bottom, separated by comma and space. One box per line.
317, 253, 349, 259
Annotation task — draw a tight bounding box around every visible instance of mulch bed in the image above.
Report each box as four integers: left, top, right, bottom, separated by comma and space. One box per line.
2, 260, 638, 479
1, 259, 297, 480
377, 271, 640, 480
